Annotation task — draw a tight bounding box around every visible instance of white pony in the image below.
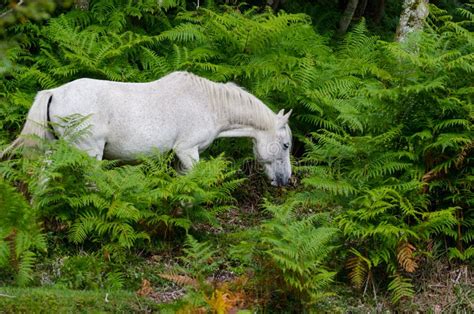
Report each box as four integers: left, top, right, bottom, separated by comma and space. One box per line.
4, 71, 293, 186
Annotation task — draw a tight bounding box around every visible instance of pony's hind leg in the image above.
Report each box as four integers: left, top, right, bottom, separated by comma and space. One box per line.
175, 146, 199, 172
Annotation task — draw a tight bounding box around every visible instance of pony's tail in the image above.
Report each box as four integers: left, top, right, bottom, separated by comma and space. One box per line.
1, 91, 53, 159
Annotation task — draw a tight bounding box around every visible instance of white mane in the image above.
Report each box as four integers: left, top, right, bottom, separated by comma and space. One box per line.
172, 72, 277, 131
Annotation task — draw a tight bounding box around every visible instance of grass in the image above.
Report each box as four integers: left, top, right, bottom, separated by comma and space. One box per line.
0, 287, 161, 313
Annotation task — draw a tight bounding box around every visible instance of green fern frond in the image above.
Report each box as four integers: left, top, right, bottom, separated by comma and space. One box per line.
259, 203, 338, 301
416, 207, 458, 238
387, 275, 414, 304
425, 133, 472, 153
177, 234, 217, 278
156, 23, 206, 43
448, 246, 474, 261
16, 251, 37, 287
346, 249, 371, 290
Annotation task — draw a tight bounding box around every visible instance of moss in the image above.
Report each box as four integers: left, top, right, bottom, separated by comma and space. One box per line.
0, 287, 160, 313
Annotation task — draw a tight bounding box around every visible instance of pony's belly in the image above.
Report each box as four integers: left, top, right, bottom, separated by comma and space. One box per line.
103, 137, 175, 160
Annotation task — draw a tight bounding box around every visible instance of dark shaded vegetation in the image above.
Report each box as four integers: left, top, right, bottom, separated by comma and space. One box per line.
0, 0, 472, 311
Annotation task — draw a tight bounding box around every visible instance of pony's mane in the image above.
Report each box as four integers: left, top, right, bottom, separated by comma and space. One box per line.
173, 71, 277, 131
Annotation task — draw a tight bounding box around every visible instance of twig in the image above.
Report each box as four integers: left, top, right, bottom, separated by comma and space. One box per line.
362, 275, 369, 297
372, 276, 377, 302
0, 0, 24, 19
0, 293, 15, 298
453, 269, 462, 284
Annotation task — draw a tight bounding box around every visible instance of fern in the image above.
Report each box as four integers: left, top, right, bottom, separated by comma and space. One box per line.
1, 1, 472, 307
1, 137, 240, 259
396, 242, 418, 273
179, 234, 218, 277
292, 9, 473, 305
0, 180, 46, 286
159, 234, 218, 305
387, 274, 415, 304
159, 273, 200, 289
231, 201, 339, 306
346, 248, 372, 290
448, 247, 474, 261
55, 253, 124, 290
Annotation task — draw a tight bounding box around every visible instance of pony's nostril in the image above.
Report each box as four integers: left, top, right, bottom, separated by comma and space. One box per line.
277, 175, 291, 186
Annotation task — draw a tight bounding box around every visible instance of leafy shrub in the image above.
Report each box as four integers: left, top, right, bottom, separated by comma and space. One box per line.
259, 202, 338, 304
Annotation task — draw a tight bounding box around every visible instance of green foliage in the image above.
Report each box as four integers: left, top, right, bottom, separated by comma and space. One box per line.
231, 201, 339, 307
0, 0, 58, 28
0, 0, 72, 81
387, 274, 415, 304
158, 235, 221, 312
1, 138, 241, 259
56, 254, 124, 290
0, 0, 472, 310
178, 234, 218, 278
260, 202, 338, 304
295, 6, 473, 303
0, 286, 160, 312
0, 180, 46, 286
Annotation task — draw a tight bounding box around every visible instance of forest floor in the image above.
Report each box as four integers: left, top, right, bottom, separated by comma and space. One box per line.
1, 257, 471, 313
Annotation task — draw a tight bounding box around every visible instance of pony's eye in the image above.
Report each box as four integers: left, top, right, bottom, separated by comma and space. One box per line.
283, 143, 289, 150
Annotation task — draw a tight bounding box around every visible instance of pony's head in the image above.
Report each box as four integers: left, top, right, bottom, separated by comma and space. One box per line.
253, 109, 293, 186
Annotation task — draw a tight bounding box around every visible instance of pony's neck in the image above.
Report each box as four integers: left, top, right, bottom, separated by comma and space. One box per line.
217, 125, 260, 138
178, 71, 277, 133
206, 80, 276, 131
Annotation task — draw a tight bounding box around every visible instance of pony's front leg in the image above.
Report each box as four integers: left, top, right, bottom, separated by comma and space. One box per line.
175, 147, 199, 172
74, 139, 106, 160
175, 147, 200, 209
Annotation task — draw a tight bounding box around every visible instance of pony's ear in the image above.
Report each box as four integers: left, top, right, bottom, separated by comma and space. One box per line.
277, 109, 292, 128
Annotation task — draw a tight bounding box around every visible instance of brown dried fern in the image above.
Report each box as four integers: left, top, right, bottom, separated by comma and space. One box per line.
397, 242, 418, 273
159, 273, 200, 288
136, 278, 154, 297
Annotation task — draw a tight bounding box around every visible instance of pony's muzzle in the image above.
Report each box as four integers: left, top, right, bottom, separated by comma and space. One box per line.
272, 174, 290, 187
